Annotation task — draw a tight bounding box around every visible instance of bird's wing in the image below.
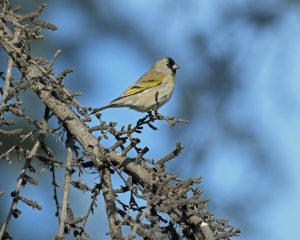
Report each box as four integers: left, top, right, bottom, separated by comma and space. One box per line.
110, 71, 165, 102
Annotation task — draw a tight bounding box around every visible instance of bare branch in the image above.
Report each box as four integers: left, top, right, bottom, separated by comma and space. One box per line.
0, 57, 14, 116
50, 163, 61, 222
156, 142, 184, 167
0, 140, 40, 239
102, 161, 123, 239
56, 134, 74, 239
81, 185, 101, 230
201, 222, 216, 240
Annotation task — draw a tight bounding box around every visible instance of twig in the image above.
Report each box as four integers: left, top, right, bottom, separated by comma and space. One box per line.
51, 163, 61, 222
0, 57, 14, 117
0, 140, 40, 239
133, 111, 189, 133
0, 131, 33, 159
156, 142, 183, 167
81, 185, 101, 230
0, 128, 22, 135
0, 19, 22, 117
47, 49, 62, 72
102, 161, 123, 239
56, 134, 74, 239
200, 222, 216, 240
126, 191, 161, 240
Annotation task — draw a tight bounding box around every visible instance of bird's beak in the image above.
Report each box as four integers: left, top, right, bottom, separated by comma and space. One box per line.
172, 64, 179, 70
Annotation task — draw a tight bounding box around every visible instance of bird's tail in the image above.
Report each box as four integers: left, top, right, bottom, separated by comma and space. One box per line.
90, 103, 119, 114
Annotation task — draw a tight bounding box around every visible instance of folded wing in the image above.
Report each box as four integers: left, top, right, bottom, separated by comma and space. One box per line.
110, 71, 165, 102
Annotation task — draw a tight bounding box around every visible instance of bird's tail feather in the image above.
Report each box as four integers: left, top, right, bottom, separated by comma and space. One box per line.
91, 103, 120, 114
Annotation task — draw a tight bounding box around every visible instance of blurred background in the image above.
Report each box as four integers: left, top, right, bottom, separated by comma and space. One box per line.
1, 0, 300, 239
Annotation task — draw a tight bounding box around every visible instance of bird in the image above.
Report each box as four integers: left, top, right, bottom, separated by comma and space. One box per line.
92, 57, 179, 113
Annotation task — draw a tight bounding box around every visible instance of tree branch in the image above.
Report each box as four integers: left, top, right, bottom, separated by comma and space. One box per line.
102, 162, 123, 239
0, 140, 40, 239
56, 134, 74, 239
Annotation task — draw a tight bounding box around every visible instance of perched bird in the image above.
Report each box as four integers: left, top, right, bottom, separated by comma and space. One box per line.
92, 57, 179, 113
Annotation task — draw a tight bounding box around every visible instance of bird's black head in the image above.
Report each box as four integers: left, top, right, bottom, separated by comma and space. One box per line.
166, 57, 179, 74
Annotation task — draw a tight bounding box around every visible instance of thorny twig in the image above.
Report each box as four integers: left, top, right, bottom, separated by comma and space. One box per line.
102, 161, 122, 239
0, 140, 40, 238
56, 134, 74, 239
